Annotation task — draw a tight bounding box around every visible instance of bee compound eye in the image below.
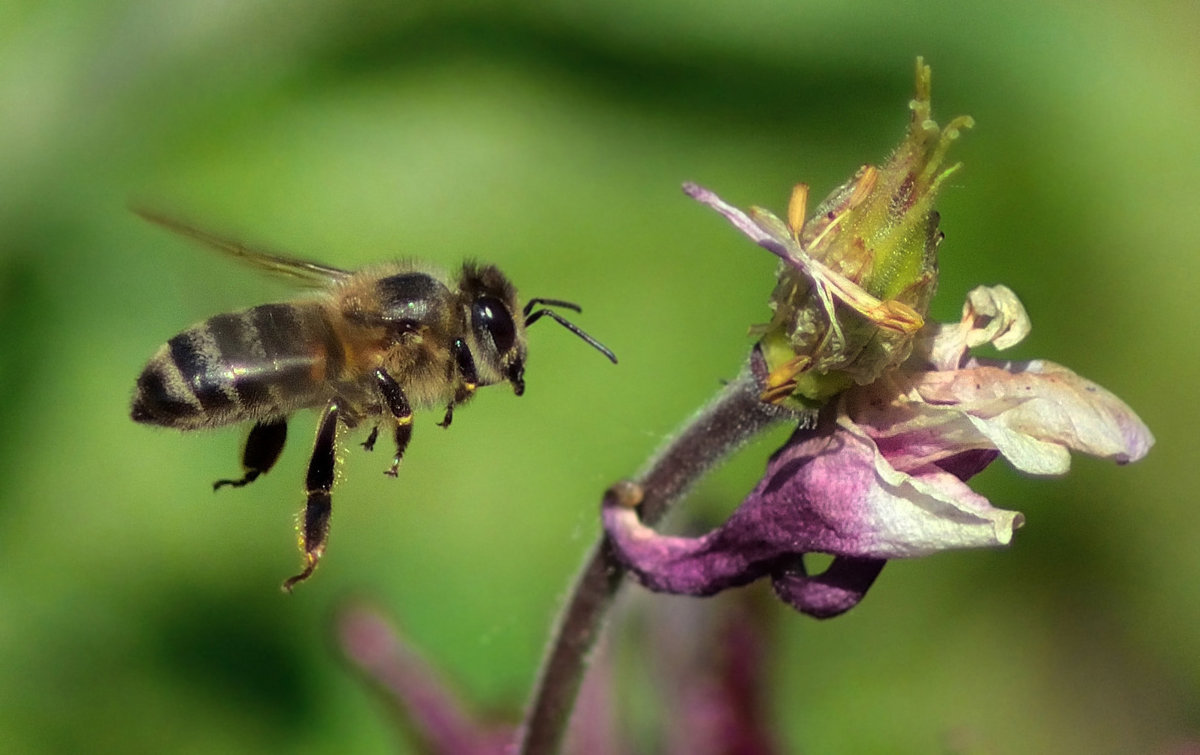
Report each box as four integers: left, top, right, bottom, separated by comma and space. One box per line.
472, 296, 516, 354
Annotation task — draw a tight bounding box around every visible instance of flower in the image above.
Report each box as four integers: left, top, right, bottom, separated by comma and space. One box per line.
602, 58, 1152, 618
603, 284, 1154, 617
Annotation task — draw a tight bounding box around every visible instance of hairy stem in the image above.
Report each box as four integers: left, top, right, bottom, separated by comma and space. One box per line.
517, 357, 791, 755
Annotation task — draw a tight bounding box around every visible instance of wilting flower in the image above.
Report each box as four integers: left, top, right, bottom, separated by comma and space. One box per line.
603, 58, 1152, 619
603, 284, 1154, 618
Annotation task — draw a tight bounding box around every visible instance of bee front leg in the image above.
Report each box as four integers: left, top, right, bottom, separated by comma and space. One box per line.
372, 368, 413, 477
282, 401, 339, 592
438, 338, 479, 429
214, 418, 288, 490
361, 426, 379, 451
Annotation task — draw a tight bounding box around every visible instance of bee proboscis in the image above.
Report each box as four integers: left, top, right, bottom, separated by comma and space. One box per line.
130, 211, 617, 590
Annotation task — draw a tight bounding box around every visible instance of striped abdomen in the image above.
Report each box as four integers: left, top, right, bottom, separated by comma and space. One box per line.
131, 301, 344, 430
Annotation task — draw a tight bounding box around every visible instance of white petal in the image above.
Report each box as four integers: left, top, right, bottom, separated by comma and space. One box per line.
910, 359, 1154, 471
964, 414, 1071, 475
838, 419, 1024, 557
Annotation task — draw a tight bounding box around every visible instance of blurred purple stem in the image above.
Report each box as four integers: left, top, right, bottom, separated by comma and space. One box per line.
338, 604, 510, 754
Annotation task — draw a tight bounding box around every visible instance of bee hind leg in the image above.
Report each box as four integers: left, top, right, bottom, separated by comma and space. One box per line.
214, 418, 288, 490
372, 368, 413, 477
282, 401, 338, 592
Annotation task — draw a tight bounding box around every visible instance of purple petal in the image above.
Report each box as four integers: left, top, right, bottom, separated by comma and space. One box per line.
758, 422, 1021, 558
770, 556, 887, 619
604, 422, 1021, 613
603, 504, 779, 596
935, 448, 1002, 481
682, 182, 793, 261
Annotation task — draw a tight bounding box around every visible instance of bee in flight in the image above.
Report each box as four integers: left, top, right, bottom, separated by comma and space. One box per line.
130, 211, 617, 590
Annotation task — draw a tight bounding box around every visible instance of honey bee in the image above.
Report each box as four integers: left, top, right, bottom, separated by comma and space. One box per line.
130, 211, 617, 590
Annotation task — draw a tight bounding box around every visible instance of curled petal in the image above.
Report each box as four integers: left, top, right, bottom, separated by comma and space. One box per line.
602, 504, 773, 596
962, 285, 1031, 351
915, 284, 1032, 370
770, 556, 887, 619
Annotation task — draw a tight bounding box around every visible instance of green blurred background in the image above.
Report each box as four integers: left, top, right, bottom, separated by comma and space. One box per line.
1, 1, 1195, 752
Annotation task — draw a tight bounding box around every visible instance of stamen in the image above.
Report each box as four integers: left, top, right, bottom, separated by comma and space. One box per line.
787, 184, 809, 240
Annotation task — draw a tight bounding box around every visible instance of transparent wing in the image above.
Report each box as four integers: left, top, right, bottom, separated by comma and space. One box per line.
133, 208, 351, 287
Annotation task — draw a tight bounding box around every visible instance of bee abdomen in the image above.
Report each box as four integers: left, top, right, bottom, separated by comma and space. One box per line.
132, 302, 343, 430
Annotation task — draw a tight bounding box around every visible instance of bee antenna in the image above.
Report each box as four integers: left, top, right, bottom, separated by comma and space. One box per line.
525, 308, 618, 364
523, 298, 582, 317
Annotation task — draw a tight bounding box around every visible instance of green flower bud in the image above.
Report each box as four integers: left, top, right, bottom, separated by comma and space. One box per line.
687, 58, 973, 412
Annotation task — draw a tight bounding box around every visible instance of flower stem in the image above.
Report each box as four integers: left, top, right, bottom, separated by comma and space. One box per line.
516, 357, 791, 755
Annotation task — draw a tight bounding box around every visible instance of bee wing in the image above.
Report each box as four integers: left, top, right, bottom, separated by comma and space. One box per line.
133, 208, 351, 287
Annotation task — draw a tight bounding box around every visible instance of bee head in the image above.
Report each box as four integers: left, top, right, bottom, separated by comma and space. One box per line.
459, 263, 529, 395
460, 263, 618, 397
